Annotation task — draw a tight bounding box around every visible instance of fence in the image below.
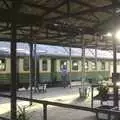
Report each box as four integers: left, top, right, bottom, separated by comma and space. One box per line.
0, 85, 120, 120
0, 93, 94, 120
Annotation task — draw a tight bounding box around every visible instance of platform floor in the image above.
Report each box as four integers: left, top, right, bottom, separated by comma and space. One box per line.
0, 86, 98, 120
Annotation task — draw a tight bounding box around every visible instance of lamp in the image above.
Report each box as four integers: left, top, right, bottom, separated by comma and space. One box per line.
115, 30, 120, 40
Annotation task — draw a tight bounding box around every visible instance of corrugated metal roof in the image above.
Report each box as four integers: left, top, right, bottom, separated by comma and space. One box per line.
0, 0, 119, 50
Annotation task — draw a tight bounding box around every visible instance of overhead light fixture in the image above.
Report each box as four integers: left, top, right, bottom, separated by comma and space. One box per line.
116, 8, 120, 13
54, 23, 58, 26
115, 30, 120, 40
104, 32, 112, 37
116, 81, 120, 86
103, 30, 120, 40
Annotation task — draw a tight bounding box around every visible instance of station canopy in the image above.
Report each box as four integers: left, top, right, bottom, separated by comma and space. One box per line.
0, 0, 120, 50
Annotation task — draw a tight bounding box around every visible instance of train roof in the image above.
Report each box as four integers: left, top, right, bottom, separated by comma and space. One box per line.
0, 42, 119, 60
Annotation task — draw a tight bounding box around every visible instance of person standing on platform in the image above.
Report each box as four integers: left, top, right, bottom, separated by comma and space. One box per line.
61, 65, 68, 88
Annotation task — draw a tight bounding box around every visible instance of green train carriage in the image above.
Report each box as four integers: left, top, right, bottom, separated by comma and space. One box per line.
0, 55, 112, 89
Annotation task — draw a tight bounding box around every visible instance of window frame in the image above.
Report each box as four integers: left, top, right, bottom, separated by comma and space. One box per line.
42, 59, 48, 71
91, 61, 96, 70
85, 61, 88, 71
0, 58, 6, 71
101, 61, 105, 70
23, 57, 29, 71
60, 60, 67, 70
72, 60, 78, 71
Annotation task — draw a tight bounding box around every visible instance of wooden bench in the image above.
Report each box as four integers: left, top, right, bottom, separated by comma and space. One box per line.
71, 81, 81, 86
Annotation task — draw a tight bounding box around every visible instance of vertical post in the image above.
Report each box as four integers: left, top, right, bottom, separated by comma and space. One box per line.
11, 22, 17, 120
91, 85, 93, 108
29, 43, 33, 105
29, 26, 34, 105
36, 53, 40, 86
95, 35, 98, 82
11, 2, 17, 120
112, 34, 118, 107
43, 104, 47, 120
81, 34, 85, 97
69, 46, 72, 88
67, 0, 70, 17
34, 43, 37, 92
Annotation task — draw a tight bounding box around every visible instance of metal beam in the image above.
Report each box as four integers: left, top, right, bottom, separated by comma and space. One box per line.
0, 8, 43, 25
67, 0, 70, 16
45, 3, 117, 20
93, 16, 113, 30
23, 0, 98, 23
2, 0, 10, 8
81, 34, 86, 97
0, 3, 116, 25
11, 1, 17, 119
23, 0, 109, 24
112, 34, 119, 107
29, 43, 33, 105
10, 1, 23, 119
70, 0, 95, 8
29, 26, 34, 105
41, 0, 66, 18
45, 7, 98, 23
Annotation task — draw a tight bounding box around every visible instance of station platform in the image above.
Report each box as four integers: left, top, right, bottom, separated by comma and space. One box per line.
0, 86, 98, 120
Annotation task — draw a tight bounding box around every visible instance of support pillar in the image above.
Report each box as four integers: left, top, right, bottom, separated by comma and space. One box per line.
69, 47, 72, 88
81, 35, 86, 97
95, 35, 98, 82
112, 34, 119, 107
11, 3, 17, 120
43, 104, 47, 120
11, 23, 17, 120
29, 43, 34, 105
34, 43, 37, 92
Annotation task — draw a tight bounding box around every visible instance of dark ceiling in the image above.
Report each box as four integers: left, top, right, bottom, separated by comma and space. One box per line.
0, 0, 120, 50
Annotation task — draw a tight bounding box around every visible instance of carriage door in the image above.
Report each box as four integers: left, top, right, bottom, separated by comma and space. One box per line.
51, 58, 56, 83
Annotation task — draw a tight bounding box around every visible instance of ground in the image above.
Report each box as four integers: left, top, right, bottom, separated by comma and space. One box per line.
0, 86, 99, 120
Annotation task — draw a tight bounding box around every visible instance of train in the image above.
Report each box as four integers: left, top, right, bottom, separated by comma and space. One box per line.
0, 42, 119, 89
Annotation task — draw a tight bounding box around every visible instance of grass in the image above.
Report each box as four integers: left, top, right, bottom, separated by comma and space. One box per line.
17, 106, 30, 120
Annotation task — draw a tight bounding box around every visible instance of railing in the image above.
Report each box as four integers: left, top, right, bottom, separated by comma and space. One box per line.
0, 93, 94, 120
0, 85, 120, 120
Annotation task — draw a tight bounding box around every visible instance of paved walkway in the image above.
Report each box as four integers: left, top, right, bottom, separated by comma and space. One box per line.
0, 86, 97, 120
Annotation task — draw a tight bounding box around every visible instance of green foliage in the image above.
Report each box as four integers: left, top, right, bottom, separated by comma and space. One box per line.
97, 85, 109, 98
17, 106, 30, 120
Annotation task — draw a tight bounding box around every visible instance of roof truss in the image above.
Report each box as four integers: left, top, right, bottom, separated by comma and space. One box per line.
0, 0, 120, 50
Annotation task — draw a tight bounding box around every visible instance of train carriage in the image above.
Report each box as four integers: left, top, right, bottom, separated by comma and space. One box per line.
0, 42, 118, 89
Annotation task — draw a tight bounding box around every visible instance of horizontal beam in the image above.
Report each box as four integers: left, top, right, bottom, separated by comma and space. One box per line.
0, 3, 116, 25
70, 0, 95, 8
45, 3, 117, 20
0, 8, 43, 25
23, 1, 98, 23
46, 10, 98, 23
0, 94, 94, 112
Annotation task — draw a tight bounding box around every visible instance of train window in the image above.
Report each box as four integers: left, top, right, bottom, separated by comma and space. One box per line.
23, 57, 29, 71
91, 61, 96, 70
101, 61, 105, 70
85, 61, 88, 71
42, 59, 48, 71
72, 60, 78, 70
0, 59, 6, 71
60, 60, 67, 69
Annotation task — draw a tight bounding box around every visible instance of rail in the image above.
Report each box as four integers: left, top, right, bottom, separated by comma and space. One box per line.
0, 93, 94, 120
0, 87, 120, 120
